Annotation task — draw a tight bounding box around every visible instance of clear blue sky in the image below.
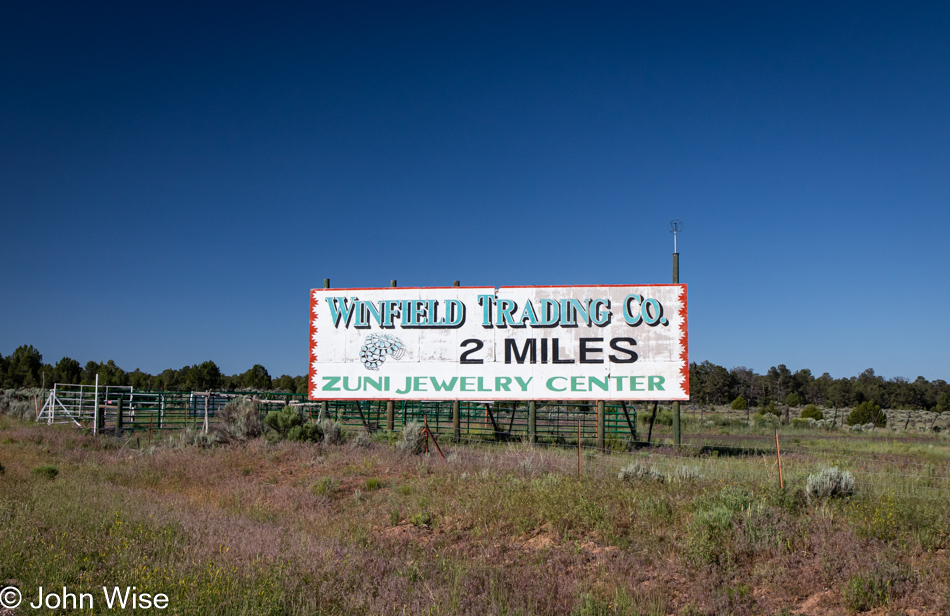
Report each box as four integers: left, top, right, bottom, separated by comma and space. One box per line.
2, 2, 948, 381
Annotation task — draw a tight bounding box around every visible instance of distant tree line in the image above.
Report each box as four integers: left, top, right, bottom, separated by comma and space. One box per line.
3, 345, 949, 413
690, 361, 950, 413
0, 345, 308, 394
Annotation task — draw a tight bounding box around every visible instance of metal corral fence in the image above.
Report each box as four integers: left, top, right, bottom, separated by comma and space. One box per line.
319, 399, 638, 443
38, 383, 639, 442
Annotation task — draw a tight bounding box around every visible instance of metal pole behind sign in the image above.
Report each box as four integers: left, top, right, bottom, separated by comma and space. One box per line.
670, 219, 683, 446
451, 280, 462, 442
319, 278, 330, 423
386, 279, 397, 431
672, 251, 681, 446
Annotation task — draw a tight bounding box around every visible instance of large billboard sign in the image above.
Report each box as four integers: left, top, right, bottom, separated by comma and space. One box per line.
309, 284, 688, 401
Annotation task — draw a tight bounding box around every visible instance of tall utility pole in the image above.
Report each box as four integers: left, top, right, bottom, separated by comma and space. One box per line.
452, 280, 461, 442
670, 219, 683, 446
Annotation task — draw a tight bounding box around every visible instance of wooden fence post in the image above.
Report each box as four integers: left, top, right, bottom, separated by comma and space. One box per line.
577, 420, 581, 478
775, 430, 784, 489
596, 400, 605, 451
115, 395, 124, 436
528, 401, 537, 443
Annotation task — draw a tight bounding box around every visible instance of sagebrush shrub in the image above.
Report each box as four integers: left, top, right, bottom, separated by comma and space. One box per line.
618, 462, 666, 482
214, 396, 264, 442
176, 427, 220, 448
321, 420, 344, 445
674, 465, 704, 482
397, 421, 426, 455
351, 430, 371, 449
618, 462, 646, 481
0, 388, 41, 420
806, 466, 854, 499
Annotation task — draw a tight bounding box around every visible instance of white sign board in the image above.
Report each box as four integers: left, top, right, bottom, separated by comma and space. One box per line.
308, 284, 688, 401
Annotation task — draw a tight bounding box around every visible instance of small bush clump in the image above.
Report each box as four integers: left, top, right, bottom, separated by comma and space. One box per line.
730, 396, 748, 410
264, 407, 341, 443
847, 401, 886, 427
751, 413, 779, 428
33, 464, 59, 480
707, 485, 756, 513
408, 511, 432, 527
843, 564, 907, 612
265, 406, 305, 437
758, 401, 780, 417
688, 505, 735, 565
311, 477, 338, 497
800, 404, 823, 421
806, 466, 855, 499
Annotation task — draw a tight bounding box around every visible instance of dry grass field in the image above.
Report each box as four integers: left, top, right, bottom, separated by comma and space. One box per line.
1, 410, 949, 615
